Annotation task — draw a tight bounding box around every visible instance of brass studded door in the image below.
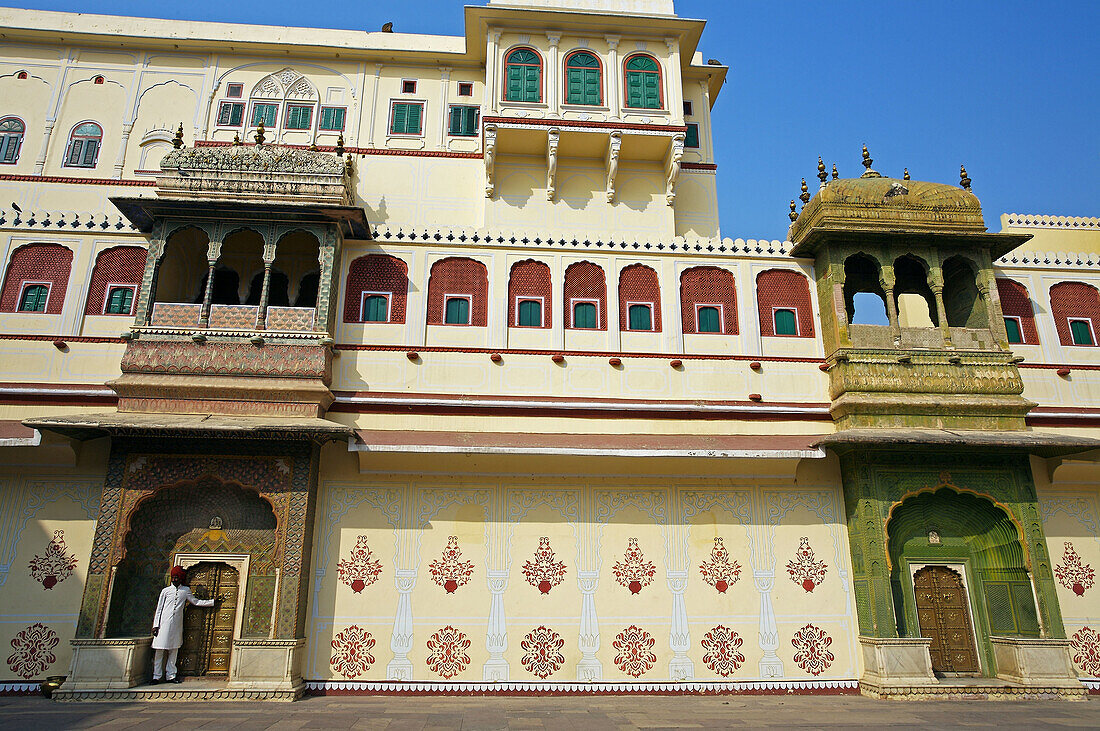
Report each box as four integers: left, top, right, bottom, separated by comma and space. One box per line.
178, 562, 238, 677
914, 566, 980, 674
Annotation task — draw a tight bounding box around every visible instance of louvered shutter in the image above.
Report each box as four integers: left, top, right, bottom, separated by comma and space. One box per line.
506, 64, 524, 101
391, 103, 407, 134
82, 139, 98, 166
406, 103, 422, 133
584, 69, 599, 105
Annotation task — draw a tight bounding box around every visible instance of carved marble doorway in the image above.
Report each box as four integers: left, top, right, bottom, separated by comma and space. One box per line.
178, 561, 239, 677
913, 565, 980, 675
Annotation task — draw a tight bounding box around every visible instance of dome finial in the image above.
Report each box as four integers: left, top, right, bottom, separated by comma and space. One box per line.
817, 156, 828, 187
789, 200, 798, 222
959, 164, 972, 190
254, 122, 265, 146
335, 133, 345, 157
232, 132, 242, 146
171, 123, 184, 150
831, 163, 839, 180
862, 144, 873, 170
903, 168, 910, 181
799, 178, 810, 205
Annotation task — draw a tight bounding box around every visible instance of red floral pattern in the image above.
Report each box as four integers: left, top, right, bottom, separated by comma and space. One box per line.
28, 529, 77, 590
791, 624, 834, 676
520, 626, 565, 679
612, 538, 656, 595
429, 536, 474, 594
337, 536, 383, 594
6, 623, 59, 679
330, 625, 376, 679
522, 537, 567, 594
426, 625, 471, 679
700, 625, 745, 677
1070, 626, 1100, 677
613, 625, 656, 678
787, 537, 827, 593
699, 537, 741, 593
1055, 542, 1095, 597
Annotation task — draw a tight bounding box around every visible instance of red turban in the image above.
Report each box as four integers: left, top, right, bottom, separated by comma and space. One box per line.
170, 565, 187, 581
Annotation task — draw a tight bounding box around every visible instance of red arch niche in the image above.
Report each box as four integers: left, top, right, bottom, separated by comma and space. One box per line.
756, 268, 814, 338
343, 254, 409, 323
84, 246, 148, 316
1050, 281, 1100, 346
995, 278, 1039, 345
563, 261, 607, 330
0, 243, 74, 314
427, 257, 488, 326
680, 266, 738, 335
618, 263, 662, 331
508, 259, 552, 328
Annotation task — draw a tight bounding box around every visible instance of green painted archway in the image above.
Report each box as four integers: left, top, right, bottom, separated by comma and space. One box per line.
887, 486, 1039, 674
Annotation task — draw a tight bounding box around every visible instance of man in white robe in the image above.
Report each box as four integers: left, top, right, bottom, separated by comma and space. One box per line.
151, 565, 215, 684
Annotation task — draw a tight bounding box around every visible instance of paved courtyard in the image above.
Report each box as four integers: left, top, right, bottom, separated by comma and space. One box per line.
1, 694, 1099, 730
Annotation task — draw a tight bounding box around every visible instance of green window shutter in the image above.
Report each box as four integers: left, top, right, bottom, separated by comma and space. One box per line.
626, 72, 644, 108
407, 103, 422, 133
566, 67, 584, 104
286, 105, 311, 130
252, 104, 276, 127
391, 103, 408, 134
1071, 319, 1094, 345
465, 107, 478, 134
448, 106, 479, 136
573, 302, 596, 329
518, 300, 541, 327
363, 295, 388, 322
628, 304, 652, 331
67, 139, 84, 166
697, 306, 720, 333
506, 64, 524, 101
230, 104, 243, 126
583, 69, 600, 105
1009, 582, 1040, 636
2, 134, 21, 163
81, 139, 99, 166
217, 104, 233, 126
19, 285, 47, 312
445, 297, 470, 325
774, 309, 798, 335
685, 123, 700, 149
319, 107, 345, 131
449, 106, 462, 134
1004, 317, 1023, 344
105, 287, 133, 314
523, 66, 540, 102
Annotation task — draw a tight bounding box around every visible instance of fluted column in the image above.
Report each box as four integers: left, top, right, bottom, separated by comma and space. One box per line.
546, 33, 561, 118
33, 120, 55, 175
606, 36, 621, 121
134, 236, 166, 326
487, 29, 503, 115
112, 122, 133, 179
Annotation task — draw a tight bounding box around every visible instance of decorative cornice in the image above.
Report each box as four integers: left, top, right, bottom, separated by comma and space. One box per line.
1004, 213, 1100, 230
0, 203, 141, 232
995, 249, 1100, 269
0, 173, 155, 187
194, 140, 482, 159
482, 115, 688, 134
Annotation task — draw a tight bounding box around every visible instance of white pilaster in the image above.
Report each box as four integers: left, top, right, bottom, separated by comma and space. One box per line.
112, 122, 133, 179
577, 570, 602, 681
387, 569, 416, 680
34, 120, 55, 175
546, 32, 562, 118
367, 64, 384, 148
438, 66, 452, 147
667, 570, 693, 680
484, 570, 509, 681
605, 35, 621, 121
754, 570, 784, 677
664, 37, 684, 126
487, 29, 503, 115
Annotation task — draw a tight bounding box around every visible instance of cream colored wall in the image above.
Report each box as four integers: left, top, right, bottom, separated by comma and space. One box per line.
0, 440, 106, 683
1035, 459, 1100, 680
306, 446, 858, 684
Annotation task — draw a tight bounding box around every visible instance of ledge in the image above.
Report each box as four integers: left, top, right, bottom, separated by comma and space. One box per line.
24, 412, 353, 441
813, 428, 1100, 458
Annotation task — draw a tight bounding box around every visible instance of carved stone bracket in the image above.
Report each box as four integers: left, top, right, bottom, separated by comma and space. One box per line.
546, 128, 560, 201
484, 124, 497, 198
666, 133, 685, 206
605, 131, 622, 203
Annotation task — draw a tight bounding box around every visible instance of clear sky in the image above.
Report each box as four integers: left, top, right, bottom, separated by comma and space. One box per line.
6, 0, 1097, 241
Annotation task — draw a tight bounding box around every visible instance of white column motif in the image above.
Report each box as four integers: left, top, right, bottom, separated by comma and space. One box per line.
34, 120, 56, 175
754, 570, 784, 677
664, 37, 684, 126
367, 64, 384, 148
112, 122, 133, 179
666, 570, 693, 680
546, 128, 559, 200
546, 32, 561, 118
605, 35, 621, 121
387, 569, 416, 680
605, 131, 621, 203
486, 29, 503, 115
577, 570, 602, 681
438, 66, 452, 147
484, 570, 509, 681
484, 124, 497, 198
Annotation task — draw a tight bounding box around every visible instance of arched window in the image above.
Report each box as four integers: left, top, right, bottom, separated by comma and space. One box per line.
427, 257, 488, 326
65, 122, 102, 168
624, 55, 662, 109
680, 266, 738, 335
508, 260, 552, 328
565, 51, 601, 106
343, 254, 409, 324
0, 118, 24, 164
504, 48, 542, 103
618, 264, 661, 332
1049, 282, 1100, 347
563, 261, 607, 330
996, 278, 1039, 345
84, 246, 147, 316
756, 269, 814, 338
0, 243, 74, 314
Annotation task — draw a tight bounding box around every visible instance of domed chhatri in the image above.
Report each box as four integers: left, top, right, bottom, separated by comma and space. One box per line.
789, 147, 987, 248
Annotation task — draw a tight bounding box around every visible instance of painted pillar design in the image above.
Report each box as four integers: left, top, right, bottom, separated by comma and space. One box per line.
256, 239, 276, 330
576, 491, 602, 681
754, 570, 784, 677
388, 569, 416, 681
666, 570, 692, 680
483, 498, 509, 681
134, 233, 166, 326
315, 226, 340, 333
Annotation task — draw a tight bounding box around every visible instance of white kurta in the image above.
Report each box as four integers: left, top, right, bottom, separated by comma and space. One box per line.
151, 584, 215, 650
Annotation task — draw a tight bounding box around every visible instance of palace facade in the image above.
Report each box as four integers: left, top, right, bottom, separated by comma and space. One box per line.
0, 0, 1098, 701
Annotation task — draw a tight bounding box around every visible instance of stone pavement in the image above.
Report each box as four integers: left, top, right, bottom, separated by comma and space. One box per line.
1, 693, 1099, 730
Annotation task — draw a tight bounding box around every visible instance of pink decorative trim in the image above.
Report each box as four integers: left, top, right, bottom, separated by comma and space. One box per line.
482, 115, 687, 134
682, 163, 718, 171
0, 173, 154, 187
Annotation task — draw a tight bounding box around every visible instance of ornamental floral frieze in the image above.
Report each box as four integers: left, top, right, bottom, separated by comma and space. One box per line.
522, 537, 567, 594
1055, 542, 1095, 596
28, 529, 77, 590
429, 536, 474, 594
612, 537, 656, 595
337, 536, 383, 594
699, 537, 741, 594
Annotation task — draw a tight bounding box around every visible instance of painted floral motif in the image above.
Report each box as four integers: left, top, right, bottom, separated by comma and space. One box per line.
786, 536, 827, 593
429, 536, 474, 594
1055, 542, 1095, 597
522, 537, 568, 594
520, 625, 565, 679
336, 536, 383, 594
426, 625, 471, 679
27, 530, 77, 590
613, 625, 657, 678
329, 625, 376, 679
699, 537, 741, 594
612, 537, 657, 595
6, 623, 58, 679
700, 625, 745, 677
1070, 626, 1100, 677
791, 623, 834, 676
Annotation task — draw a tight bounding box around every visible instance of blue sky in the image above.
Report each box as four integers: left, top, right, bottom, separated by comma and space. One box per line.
7, 0, 1097, 240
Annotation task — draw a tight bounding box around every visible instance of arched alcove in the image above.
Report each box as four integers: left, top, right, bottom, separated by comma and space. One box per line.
843, 254, 887, 325
893, 255, 938, 327
942, 255, 987, 328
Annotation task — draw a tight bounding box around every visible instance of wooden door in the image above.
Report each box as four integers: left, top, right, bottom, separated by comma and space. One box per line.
178, 562, 239, 677
914, 565, 980, 674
